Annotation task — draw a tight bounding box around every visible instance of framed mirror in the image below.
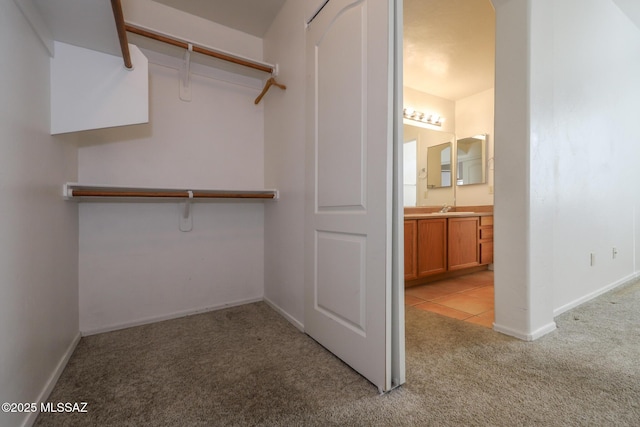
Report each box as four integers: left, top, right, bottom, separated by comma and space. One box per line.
403, 124, 455, 207
427, 143, 452, 189
456, 134, 487, 186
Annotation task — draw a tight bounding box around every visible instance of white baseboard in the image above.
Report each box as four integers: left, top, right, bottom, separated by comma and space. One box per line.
263, 297, 304, 332
22, 332, 81, 427
81, 297, 263, 336
528, 321, 558, 340
493, 321, 557, 341
553, 272, 640, 317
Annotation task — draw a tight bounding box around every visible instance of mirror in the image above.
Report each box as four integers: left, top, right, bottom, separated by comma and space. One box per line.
427, 143, 452, 189
456, 135, 487, 186
403, 124, 455, 207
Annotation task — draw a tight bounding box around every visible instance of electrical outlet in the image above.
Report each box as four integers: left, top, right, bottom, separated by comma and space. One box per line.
488, 185, 494, 194
590, 253, 595, 266
612, 248, 618, 259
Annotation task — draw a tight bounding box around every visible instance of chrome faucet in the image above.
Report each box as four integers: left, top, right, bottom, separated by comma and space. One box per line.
440, 204, 452, 213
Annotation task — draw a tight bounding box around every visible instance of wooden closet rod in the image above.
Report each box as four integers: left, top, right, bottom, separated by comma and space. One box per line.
111, 0, 133, 69
124, 24, 274, 74
191, 192, 275, 199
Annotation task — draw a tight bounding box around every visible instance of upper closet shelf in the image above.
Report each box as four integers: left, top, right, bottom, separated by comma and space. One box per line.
121, 22, 287, 103
125, 23, 275, 75
63, 183, 278, 202
109, 0, 286, 103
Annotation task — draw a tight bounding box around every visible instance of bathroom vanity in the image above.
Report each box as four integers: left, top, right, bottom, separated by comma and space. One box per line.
404, 211, 493, 286
402, 125, 493, 287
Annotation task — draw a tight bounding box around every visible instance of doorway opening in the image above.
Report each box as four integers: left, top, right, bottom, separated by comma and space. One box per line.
401, 0, 496, 328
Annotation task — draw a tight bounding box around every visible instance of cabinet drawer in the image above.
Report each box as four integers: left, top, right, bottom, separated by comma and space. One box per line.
480, 215, 493, 226
480, 227, 493, 240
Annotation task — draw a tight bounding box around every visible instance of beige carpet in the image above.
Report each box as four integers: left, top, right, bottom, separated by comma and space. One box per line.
36, 279, 640, 426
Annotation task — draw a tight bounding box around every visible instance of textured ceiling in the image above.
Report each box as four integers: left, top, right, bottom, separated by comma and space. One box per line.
152, 0, 287, 37
404, 0, 495, 101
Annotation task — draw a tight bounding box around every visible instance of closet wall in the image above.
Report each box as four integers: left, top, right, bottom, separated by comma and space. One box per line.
0, 1, 79, 424
77, 33, 268, 333
263, 0, 307, 327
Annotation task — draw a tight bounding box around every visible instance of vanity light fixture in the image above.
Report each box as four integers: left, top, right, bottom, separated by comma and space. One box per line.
403, 107, 444, 127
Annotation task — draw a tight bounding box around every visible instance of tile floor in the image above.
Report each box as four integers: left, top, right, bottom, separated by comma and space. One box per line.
405, 270, 494, 328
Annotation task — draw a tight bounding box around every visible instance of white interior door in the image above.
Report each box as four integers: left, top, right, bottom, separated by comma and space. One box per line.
305, 0, 399, 392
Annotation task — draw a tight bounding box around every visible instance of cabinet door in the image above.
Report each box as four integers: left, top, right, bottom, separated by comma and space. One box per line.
404, 220, 418, 280
480, 241, 494, 264
448, 217, 479, 270
417, 219, 447, 276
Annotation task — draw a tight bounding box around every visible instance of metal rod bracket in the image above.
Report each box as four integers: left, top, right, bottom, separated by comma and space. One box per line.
180, 191, 194, 232
180, 44, 193, 101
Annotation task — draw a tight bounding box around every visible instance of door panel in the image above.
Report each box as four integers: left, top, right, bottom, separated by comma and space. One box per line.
305, 0, 394, 391
316, 231, 366, 334
316, 5, 364, 209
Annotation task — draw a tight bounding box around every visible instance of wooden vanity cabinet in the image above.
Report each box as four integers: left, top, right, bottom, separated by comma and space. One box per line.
404, 214, 493, 284
447, 217, 479, 270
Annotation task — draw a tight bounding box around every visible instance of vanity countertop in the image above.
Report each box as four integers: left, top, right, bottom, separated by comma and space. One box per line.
404, 211, 493, 220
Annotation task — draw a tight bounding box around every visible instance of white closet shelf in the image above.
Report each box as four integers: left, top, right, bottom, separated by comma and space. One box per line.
63, 183, 278, 201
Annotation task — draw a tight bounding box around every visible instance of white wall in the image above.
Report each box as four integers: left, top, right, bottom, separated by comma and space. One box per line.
403, 87, 456, 134
612, 0, 640, 28
263, 0, 307, 329
534, 0, 640, 313
77, 54, 266, 334
493, 0, 554, 339
455, 88, 494, 207
493, 0, 640, 339
0, 2, 79, 426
